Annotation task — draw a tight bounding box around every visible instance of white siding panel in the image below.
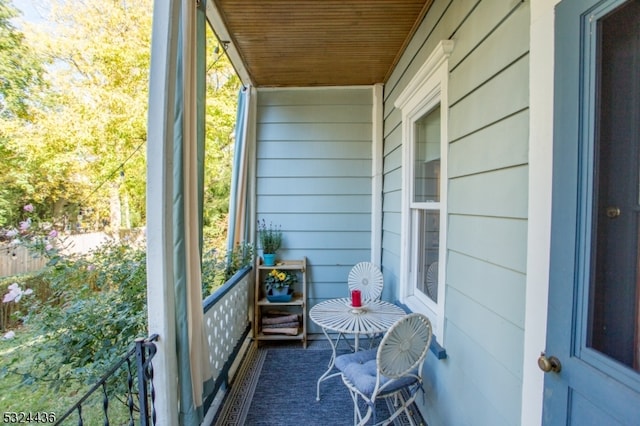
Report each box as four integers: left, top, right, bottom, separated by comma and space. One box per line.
257, 195, 371, 214
258, 141, 371, 159
386, 0, 479, 107
258, 105, 371, 124
286, 231, 370, 250
449, 110, 529, 178
446, 286, 524, 379
257, 177, 371, 195
383, 108, 402, 140
449, 2, 530, 104
258, 88, 372, 106
381, 190, 402, 213
258, 122, 371, 142
308, 287, 349, 304
449, 0, 524, 69
449, 55, 529, 142
382, 211, 401, 232
313, 264, 360, 283
448, 165, 529, 219
383, 109, 402, 148
383, 124, 402, 156
434, 321, 522, 425
258, 159, 370, 177
260, 213, 371, 232
448, 215, 528, 273
382, 145, 402, 174
382, 164, 402, 192
447, 250, 526, 328
382, 230, 401, 258
290, 249, 370, 268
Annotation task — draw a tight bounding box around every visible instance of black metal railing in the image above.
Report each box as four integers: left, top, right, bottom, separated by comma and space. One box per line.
55, 334, 159, 426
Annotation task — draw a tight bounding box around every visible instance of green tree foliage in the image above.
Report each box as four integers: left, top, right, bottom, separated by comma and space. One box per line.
201, 241, 255, 296
0, 0, 240, 243
0, 0, 43, 120
18, 0, 154, 230
203, 28, 241, 240
0, 0, 45, 226
0, 0, 151, 229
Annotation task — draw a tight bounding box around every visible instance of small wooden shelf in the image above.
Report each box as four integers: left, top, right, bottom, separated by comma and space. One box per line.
254, 331, 306, 340
256, 293, 305, 306
253, 257, 307, 348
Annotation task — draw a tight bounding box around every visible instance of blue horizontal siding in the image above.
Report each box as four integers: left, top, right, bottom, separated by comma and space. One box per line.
255, 87, 374, 307
380, 1, 531, 425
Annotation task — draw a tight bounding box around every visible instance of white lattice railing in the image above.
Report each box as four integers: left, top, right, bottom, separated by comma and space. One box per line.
202, 265, 252, 409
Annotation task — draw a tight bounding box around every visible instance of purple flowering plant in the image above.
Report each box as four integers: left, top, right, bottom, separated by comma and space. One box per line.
2, 204, 65, 260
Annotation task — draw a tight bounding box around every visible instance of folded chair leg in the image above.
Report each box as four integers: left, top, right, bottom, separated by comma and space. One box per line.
357, 403, 374, 426
407, 409, 417, 426
348, 388, 364, 426
349, 390, 374, 426
352, 391, 358, 425
382, 391, 418, 426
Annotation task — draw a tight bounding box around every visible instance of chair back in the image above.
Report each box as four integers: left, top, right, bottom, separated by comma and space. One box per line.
376, 313, 432, 379
347, 262, 383, 302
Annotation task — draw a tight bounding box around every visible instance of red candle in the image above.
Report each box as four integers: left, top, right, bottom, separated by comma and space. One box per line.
351, 290, 362, 307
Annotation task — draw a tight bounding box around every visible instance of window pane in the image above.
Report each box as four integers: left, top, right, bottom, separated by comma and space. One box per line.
416, 209, 440, 302
413, 106, 441, 203
587, 1, 640, 371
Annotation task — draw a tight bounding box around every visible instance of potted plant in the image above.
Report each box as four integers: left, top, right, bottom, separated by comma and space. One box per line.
264, 268, 297, 302
257, 219, 282, 266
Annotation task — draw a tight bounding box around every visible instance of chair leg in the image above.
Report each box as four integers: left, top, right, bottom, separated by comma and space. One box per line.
407, 409, 417, 426
349, 390, 374, 426
352, 391, 358, 425
381, 390, 419, 426
348, 388, 362, 425
357, 403, 373, 426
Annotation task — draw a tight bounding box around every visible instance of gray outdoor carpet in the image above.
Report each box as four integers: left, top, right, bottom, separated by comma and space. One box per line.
212, 340, 426, 426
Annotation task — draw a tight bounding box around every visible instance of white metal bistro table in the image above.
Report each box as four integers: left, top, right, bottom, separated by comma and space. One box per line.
309, 297, 406, 400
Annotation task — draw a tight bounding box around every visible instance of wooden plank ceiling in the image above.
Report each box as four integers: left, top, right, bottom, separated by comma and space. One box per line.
213, 0, 432, 87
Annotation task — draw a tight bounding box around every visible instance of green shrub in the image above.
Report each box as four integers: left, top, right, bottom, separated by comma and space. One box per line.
2, 234, 251, 390
3, 240, 147, 387
202, 241, 254, 296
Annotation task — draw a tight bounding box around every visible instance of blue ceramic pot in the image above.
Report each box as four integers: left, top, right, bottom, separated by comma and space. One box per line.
266, 287, 293, 303
263, 253, 276, 266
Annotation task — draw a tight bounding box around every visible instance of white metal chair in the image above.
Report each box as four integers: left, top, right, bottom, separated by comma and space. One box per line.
348, 262, 384, 302
342, 262, 384, 350
335, 313, 432, 426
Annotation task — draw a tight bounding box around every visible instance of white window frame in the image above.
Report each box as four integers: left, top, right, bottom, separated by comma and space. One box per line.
394, 40, 453, 340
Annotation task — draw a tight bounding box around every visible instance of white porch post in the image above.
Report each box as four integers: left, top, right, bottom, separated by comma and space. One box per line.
146, 1, 180, 424
371, 83, 384, 265
522, 1, 560, 424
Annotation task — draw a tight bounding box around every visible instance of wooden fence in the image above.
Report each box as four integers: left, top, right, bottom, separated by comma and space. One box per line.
0, 232, 112, 278
0, 231, 141, 331
0, 244, 48, 278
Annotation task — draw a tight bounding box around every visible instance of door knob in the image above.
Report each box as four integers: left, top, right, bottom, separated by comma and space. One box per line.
538, 352, 562, 373
606, 206, 621, 218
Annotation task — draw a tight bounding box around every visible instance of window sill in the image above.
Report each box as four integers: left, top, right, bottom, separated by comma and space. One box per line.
395, 300, 447, 360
